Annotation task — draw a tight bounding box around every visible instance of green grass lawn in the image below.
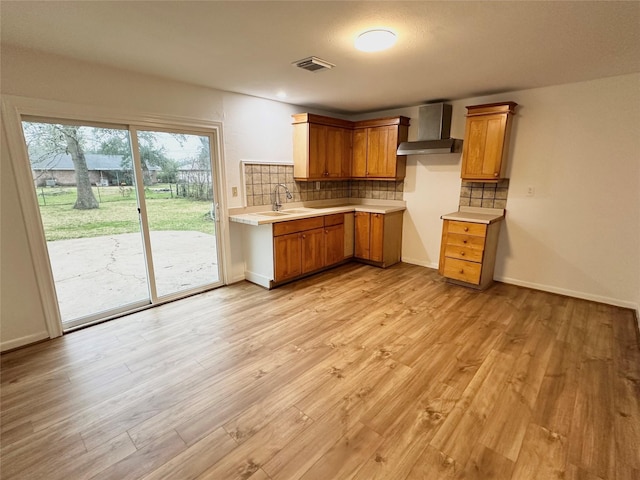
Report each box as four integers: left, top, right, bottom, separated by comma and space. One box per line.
37, 185, 215, 241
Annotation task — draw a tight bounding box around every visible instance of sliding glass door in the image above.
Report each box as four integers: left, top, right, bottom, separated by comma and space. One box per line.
21, 119, 223, 329
134, 129, 221, 300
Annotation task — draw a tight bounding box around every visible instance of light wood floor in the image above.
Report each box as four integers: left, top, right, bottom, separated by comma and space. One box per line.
1, 263, 639, 480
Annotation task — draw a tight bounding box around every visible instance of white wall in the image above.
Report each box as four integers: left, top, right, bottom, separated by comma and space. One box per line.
354, 74, 640, 313
1, 44, 638, 350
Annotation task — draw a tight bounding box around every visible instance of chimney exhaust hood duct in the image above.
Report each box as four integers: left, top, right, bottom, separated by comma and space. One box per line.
397, 103, 462, 155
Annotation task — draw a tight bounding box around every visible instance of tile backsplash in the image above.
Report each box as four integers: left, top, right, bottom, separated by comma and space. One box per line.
243, 163, 404, 207
458, 180, 509, 209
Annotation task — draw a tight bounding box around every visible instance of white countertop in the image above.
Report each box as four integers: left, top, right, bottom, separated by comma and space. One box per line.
440, 206, 505, 224
229, 200, 406, 226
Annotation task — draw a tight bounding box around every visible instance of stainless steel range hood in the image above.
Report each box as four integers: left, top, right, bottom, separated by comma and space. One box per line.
397, 103, 462, 155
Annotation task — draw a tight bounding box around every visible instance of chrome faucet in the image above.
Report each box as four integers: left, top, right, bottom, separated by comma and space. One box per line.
273, 183, 293, 211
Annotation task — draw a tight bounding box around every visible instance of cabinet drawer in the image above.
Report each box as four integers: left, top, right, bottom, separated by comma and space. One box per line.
444, 245, 484, 263
442, 257, 482, 285
447, 221, 487, 237
446, 233, 485, 250
273, 217, 324, 236
324, 213, 344, 227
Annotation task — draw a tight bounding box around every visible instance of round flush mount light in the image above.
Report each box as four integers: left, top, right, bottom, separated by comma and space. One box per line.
355, 29, 397, 52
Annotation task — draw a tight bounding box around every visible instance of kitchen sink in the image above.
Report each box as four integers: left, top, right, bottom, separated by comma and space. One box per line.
249, 211, 291, 217
283, 208, 313, 214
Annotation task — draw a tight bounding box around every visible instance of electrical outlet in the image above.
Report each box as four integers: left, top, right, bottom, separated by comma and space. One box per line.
527, 186, 535, 196
232, 186, 238, 197
316, 181, 320, 190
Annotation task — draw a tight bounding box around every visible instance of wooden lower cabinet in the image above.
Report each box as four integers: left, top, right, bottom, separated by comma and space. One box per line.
354, 211, 403, 268
301, 228, 325, 274
273, 214, 346, 284
274, 233, 302, 282
438, 218, 503, 289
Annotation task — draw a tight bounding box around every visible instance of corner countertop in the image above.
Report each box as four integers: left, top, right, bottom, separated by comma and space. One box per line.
440, 206, 505, 224
229, 200, 406, 226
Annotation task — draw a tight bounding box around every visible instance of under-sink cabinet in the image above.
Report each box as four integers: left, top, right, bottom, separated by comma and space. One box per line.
273, 214, 345, 284
354, 210, 403, 268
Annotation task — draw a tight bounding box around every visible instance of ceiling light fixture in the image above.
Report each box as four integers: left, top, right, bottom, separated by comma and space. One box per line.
355, 29, 397, 52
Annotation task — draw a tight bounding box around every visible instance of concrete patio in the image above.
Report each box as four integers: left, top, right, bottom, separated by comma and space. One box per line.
47, 231, 219, 322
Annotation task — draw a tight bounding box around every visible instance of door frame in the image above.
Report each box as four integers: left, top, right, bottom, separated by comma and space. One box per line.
1, 94, 231, 337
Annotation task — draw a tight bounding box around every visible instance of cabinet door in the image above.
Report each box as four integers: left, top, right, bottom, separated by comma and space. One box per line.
367, 126, 397, 178
354, 212, 371, 259
351, 128, 368, 178
324, 223, 344, 266
308, 124, 327, 179
461, 114, 507, 180
274, 233, 302, 282
325, 126, 351, 178
370, 213, 385, 262
301, 228, 325, 274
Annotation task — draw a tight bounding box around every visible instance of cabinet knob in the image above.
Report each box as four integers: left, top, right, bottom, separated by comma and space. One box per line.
460, 252, 465, 256
463, 240, 468, 244
459, 269, 464, 274
302, 235, 306, 239
463, 227, 469, 232
494, 172, 499, 177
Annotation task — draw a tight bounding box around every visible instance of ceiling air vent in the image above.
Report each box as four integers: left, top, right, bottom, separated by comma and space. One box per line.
293, 56, 335, 72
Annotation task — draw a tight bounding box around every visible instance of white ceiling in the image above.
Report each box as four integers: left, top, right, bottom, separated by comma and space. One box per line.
2, 1, 639, 114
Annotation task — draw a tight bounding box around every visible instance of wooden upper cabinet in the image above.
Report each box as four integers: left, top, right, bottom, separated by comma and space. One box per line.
352, 117, 410, 180
351, 128, 368, 178
292, 114, 352, 181
293, 113, 409, 181
461, 102, 517, 182
325, 126, 351, 178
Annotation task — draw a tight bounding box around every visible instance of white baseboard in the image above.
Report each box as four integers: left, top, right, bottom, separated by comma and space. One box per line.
1, 330, 49, 353
495, 275, 640, 313
229, 273, 246, 284
244, 271, 271, 289
402, 257, 438, 270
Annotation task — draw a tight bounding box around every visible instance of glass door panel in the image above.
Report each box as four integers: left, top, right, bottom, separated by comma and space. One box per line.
134, 129, 221, 298
22, 120, 150, 326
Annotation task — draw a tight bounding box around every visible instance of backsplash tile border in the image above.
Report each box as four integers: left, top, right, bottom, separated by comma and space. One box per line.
458, 180, 509, 209
242, 162, 404, 207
